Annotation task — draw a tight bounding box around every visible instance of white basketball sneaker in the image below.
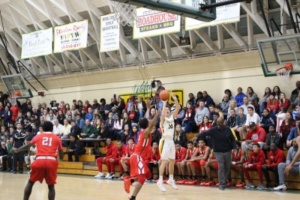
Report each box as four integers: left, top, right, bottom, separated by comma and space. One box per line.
94, 172, 104, 178
157, 180, 166, 192
167, 179, 178, 190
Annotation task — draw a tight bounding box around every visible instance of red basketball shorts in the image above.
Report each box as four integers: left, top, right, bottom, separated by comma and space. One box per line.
30, 159, 58, 185
130, 154, 151, 179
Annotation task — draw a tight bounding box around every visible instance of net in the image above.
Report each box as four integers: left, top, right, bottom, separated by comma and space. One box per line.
276, 63, 293, 87
110, 1, 138, 27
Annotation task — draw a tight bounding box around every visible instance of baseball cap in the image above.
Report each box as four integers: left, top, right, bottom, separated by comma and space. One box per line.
249, 122, 256, 128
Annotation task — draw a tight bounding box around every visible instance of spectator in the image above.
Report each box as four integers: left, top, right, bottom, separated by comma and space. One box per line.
12, 123, 26, 174
173, 124, 187, 148
128, 105, 139, 125
98, 122, 111, 140
187, 93, 196, 106
137, 96, 146, 119
290, 81, 300, 103
121, 124, 131, 144
266, 94, 279, 115
219, 95, 230, 119
199, 116, 212, 134
227, 99, 238, 117
259, 87, 272, 113
92, 99, 100, 111
202, 91, 215, 108
0, 141, 8, 171
196, 91, 204, 103
67, 134, 86, 162
239, 96, 254, 115
130, 125, 139, 144
242, 122, 266, 152
292, 93, 300, 106
122, 112, 132, 130
116, 97, 125, 116
85, 107, 94, 121
273, 86, 281, 100
259, 108, 275, 133
70, 120, 81, 138
194, 100, 210, 127
53, 119, 63, 136
75, 114, 85, 130
3, 106, 11, 128
286, 121, 300, 148
279, 93, 291, 112
154, 80, 165, 108
113, 114, 123, 140
234, 107, 247, 140
56, 110, 65, 125
224, 89, 234, 100
208, 105, 216, 122
182, 102, 196, 133
105, 112, 114, 135
81, 119, 97, 138
227, 109, 237, 128
279, 112, 295, 148
262, 143, 285, 188
24, 140, 36, 169
263, 125, 280, 151
274, 139, 300, 191
246, 87, 258, 109
245, 106, 260, 126
151, 127, 161, 145
243, 143, 265, 190
60, 119, 72, 139
235, 87, 246, 107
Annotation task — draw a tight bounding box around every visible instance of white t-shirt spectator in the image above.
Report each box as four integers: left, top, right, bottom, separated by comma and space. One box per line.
53, 124, 63, 136
60, 124, 72, 136
245, 113, 260, 126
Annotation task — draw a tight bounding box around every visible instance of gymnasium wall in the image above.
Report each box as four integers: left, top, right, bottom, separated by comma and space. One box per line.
3, 50, 299, 106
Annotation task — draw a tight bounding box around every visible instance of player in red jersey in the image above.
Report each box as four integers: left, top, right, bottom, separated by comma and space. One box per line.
123, 107, 160, 200
190, 140, 210, 185
202, 149, 219, 186
106, 140, 125, 179
230, 141, 246, 188
176, 141, 193, 184
12, 121, 63, 200
174, 142, 187, 183
120, 138, 135, 179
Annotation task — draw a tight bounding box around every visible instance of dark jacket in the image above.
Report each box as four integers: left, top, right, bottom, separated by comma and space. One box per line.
265, 132, 280, 147
68, 140, 86, 154
13, 130, 26, 148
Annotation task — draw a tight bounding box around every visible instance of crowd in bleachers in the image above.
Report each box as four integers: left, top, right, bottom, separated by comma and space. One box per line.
1, 81, 300, 191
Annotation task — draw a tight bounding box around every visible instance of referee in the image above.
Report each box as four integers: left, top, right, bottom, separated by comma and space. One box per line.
197, 117, 236, 190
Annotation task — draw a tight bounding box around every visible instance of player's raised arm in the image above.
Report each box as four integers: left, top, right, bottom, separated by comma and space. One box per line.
145, 98, 151, 120
171, 93, 180, 118
160, 101, 167, 130
145, 110, 160, 139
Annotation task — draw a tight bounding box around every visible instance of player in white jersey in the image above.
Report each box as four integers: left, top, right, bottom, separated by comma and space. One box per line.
157, 93, 180, 192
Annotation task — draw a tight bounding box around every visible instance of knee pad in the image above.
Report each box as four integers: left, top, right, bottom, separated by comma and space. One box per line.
137, 174, 146, 185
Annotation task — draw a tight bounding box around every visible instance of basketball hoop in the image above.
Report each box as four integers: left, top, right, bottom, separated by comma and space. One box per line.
276, 63, 293, 87
8, 91, 22, 105
110, 1, 138, 26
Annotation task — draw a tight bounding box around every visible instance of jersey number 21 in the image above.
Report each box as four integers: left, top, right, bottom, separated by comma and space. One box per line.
42, 137, 53, 146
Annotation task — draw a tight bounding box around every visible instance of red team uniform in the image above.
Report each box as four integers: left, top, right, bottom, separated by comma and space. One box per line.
120, 144, 135, 173
175, 147, 187, 163
130, 129, 152, 180
96, 143, 117, 173
198, 146, 209, 166
30, 133, 62, 185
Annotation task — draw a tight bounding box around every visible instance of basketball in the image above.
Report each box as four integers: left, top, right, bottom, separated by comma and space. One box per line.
159, 90, 169, 101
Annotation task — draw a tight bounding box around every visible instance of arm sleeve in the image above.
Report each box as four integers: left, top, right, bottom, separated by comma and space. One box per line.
269, 152, 285, 168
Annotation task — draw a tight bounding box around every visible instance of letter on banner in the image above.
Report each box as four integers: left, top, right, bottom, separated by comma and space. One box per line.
100, 13, 120, 52
133, 0, 181, 39
185, 0, 240, 30
54, 20, 88, 53
21, 28, 53, 59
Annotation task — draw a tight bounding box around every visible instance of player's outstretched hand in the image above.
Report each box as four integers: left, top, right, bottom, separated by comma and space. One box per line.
146, 99, 151, 110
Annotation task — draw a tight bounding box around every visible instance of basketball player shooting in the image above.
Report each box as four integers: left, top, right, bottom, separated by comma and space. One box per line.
123, 100, 160, 200
12, 121, 64, 200
157, 93, 180, 192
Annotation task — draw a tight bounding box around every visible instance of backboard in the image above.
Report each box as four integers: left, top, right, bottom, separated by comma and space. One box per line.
1, 74, 33, 99
257, 34, 300, 77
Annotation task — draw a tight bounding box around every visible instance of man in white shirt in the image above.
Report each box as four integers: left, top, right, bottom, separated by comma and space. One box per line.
239, 96, 254, 115
53, 119, 63, 136
245, 106, 260, 126
60, 119, 72, 139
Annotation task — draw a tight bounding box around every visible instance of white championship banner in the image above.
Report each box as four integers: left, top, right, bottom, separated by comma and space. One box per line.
21, 28, 53, 59
133, 2, 181, 39
54, 20, 88, 53
185, 0, 240, 30
100, 13, 120, 52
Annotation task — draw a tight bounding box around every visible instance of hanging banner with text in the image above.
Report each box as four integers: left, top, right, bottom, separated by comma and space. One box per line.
100, 13, 120, 52
185, 0, 240, 30
133, 2, 181, 39
21, 28, 53, 59
54, 20, 88, 53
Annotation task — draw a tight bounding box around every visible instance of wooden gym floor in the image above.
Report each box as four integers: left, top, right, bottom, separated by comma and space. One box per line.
0, 172, 298, 200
